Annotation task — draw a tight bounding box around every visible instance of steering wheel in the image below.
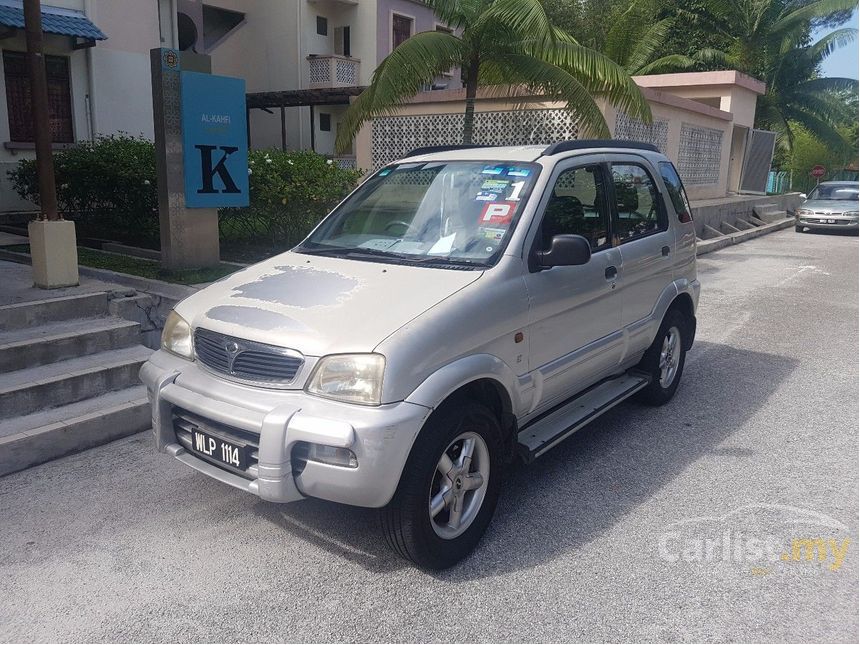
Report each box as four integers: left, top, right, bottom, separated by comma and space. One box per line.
384, 220, 412, 236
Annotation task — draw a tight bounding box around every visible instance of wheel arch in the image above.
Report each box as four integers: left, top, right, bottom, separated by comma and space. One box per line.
668, 292, 696, 351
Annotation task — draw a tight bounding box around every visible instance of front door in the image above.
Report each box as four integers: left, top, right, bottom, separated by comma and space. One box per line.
523, 158, 623, 413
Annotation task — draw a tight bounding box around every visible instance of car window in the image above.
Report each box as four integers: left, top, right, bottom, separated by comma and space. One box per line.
612, 163, 666, 241
659, 161, 693, 223
539, 164, 610, 251
297, 161, 539, 267
808, 185, 860, 201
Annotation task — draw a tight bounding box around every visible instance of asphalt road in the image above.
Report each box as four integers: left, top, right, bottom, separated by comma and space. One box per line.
1, 228, 857, 643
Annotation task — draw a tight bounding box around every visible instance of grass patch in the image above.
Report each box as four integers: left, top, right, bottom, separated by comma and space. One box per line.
6, 245, 238, 285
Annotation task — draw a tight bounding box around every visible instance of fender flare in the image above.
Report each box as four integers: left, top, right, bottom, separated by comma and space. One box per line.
404, 353, 522, 414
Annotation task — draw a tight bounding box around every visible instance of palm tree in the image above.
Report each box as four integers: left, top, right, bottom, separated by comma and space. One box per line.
685, 0, 859, 152
601, 0, 722, 75
757, 27, 858, 153
335, 0, 650, 152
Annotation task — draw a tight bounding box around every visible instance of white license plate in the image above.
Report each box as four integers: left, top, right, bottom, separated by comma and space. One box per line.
820, 218, 836, 224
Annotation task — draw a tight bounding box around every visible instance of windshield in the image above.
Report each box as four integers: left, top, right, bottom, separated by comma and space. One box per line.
295, 161, 540, 268
808, 184, 859, 201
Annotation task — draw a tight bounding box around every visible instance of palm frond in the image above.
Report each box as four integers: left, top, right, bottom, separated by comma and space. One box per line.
796, 76, 860, 94
480, 54, 611, 137
771, 0, 859, 35
634, 54, 700, 76
626, 18, 675, 74
536, 32, 652, 122
808, 27, 858, 63
335, 31, 464, 152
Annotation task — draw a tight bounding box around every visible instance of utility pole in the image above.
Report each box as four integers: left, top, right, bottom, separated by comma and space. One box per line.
24, 0, 78, 287
23, 0, 58, 221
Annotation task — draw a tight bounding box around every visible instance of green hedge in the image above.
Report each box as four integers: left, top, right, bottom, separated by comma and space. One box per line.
8, 137, 363, 259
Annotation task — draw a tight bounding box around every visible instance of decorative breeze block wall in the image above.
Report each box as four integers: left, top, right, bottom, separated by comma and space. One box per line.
371, 108, 580, 168
613, 113, 669, 153
678, 123, 723, 185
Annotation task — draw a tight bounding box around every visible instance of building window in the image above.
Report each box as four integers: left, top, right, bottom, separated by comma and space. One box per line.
2, 50, 73, 143
319, 113, 331, 132
316, 16, 328, 36
392, 14, 413, 50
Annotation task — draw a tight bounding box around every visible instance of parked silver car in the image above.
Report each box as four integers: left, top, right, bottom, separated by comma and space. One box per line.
140, 141, 700, 569
795, 181, 859, 233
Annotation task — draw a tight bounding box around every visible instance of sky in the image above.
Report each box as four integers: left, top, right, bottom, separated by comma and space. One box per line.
813, 8, 859, 80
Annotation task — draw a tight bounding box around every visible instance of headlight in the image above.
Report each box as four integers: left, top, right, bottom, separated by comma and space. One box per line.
306, 353, 385, 406
796, 209, 813, 217
844, 211, 859, 218
161, 311, 193, 359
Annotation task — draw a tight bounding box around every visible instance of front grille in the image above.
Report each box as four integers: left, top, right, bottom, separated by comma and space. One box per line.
172, 408, 260, 480
194, 327, 304, 385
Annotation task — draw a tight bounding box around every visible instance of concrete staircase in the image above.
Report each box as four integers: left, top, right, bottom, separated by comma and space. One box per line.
0, 291, 153, 477
696, 203, 794, 255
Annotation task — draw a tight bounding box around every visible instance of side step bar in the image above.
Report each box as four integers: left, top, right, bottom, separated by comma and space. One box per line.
517, 371, 650, 462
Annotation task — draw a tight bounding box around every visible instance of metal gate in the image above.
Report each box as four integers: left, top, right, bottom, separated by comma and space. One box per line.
738, 129, 777, 194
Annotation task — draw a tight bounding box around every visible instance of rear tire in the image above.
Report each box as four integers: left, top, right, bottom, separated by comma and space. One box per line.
380, 400, 503, 570
635, 309, 688, 406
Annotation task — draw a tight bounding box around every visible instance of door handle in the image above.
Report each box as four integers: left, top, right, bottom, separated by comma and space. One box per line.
661, 245, 671, 257
605, 265, 617, 280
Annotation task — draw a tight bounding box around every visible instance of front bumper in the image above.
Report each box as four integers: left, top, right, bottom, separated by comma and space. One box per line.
140, 350, 431, 507
797, 216, 858, 231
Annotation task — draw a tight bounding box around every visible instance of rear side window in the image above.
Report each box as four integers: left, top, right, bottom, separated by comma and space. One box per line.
659, 161, 693, 223
611, 163, 667, 242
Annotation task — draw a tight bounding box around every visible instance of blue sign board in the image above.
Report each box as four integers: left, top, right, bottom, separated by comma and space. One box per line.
181, 71, 249, 208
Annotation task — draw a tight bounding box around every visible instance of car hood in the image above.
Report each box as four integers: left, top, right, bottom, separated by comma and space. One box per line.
175, 251, 483, 356
801, 199, 859, 214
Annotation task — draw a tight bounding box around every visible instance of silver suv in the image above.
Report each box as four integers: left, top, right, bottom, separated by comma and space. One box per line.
141, 141, 700, 569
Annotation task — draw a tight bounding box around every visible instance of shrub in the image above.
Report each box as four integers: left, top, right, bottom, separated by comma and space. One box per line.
9, 140, 362, 258
8, 134, 159, 246
218, 149, 363, 252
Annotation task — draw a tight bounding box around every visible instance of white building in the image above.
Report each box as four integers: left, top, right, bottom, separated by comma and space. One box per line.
0, 0, 456, 211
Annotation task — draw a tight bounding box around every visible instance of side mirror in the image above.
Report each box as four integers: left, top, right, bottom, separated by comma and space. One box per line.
536, 234, 592, 268
799, 193, 807, 200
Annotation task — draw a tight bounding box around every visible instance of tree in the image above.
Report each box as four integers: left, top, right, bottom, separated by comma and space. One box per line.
600, 0, 724, 74
335, 0, 650, 151
683, 0, 859, 152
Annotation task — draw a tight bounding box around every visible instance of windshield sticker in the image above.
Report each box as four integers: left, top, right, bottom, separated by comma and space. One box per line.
481, 179, 509, 191
480, 227, 506, 241
378, 168, 392, 176
481, 166, 504, 175
507, 167, 531, 177
475, 191, 496, 201
479, 202, 514, 225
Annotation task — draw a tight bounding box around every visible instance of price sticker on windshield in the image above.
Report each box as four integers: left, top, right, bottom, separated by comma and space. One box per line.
479, 202, 515, 224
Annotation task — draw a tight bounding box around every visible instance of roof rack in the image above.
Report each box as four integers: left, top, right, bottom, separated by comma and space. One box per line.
403, 144, 491, 157
541, 140, 659, 156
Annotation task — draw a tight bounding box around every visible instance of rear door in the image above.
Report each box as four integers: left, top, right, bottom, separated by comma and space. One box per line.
609, 156, 675, 357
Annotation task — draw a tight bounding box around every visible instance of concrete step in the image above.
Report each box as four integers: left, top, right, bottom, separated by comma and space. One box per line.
0, 345, 153, 417
0, 317, 140, 372
0, 292, 108, 332
0, 386, 150, 477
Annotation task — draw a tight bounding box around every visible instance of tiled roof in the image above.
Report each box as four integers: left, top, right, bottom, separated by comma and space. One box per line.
0, 0, 107, 41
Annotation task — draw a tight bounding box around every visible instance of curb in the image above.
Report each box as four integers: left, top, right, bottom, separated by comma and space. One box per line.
0, 247, 198, 301
696, 218, 794, 256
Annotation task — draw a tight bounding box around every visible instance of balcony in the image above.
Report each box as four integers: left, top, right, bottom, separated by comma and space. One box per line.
307, 54, 361, 89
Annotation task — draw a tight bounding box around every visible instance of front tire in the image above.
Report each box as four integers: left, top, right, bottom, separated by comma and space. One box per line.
380, 400, 503, 570
635, 309, 688, 406
795, 224, 804, 233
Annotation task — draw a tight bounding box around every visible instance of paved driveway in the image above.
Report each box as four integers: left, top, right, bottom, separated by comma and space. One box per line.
1, 229, 857, 642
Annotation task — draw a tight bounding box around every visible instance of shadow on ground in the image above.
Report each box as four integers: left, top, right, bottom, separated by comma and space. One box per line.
250, 341, 798, 579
